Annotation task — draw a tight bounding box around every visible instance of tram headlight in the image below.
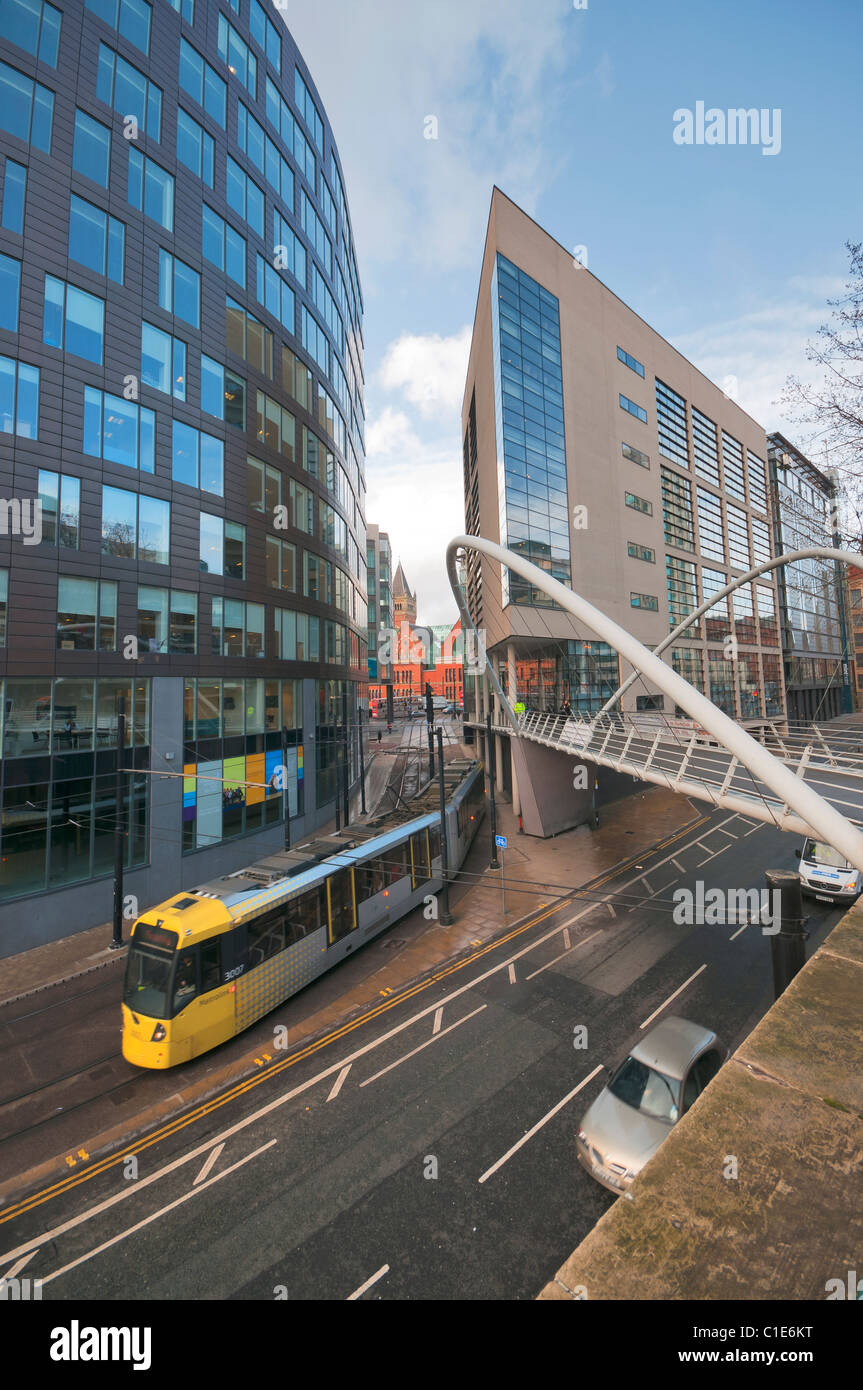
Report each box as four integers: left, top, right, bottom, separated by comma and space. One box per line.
150, 1023, 167, 1042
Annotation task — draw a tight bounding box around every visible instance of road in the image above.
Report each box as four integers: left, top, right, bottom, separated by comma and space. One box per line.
0, 808, 847, 1300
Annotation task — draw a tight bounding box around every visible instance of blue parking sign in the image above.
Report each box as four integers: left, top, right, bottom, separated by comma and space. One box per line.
495, 834, 507, 849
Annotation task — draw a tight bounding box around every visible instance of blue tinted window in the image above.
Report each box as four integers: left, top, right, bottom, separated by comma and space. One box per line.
142, 321, 185, 398
158, 250, 199, 328
2, 160, 27, 233
68, 194, 125, 283
226, 156, 264, 237
0, 254, 21, 332
492, 253, 570, 605
617, 345, 645, 377
43, 276, 104, 364
85, 0, 150, 56
620, 393, 648, 424
177, 107, 213, 185
256, 255, 294, 331
217, 14, 256, 98
294, 69, 323, 153
66, 284, 105, 362
0, 0, 61, 65
96, 43, 161, 140
0, 60, 54, 152
250, 0, 280, 72
178, 38, 225, 125
201, 204, 246, 287
73, 109, 111, 186
172, 421, 223, 494
84, 385, 154, 471
128, 148, 173, 230
0, 355, 39, 437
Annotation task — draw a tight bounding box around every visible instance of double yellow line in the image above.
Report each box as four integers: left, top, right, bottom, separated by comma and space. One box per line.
1, 812, 707, 1227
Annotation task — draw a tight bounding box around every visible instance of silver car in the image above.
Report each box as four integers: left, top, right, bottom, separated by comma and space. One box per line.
576, 1016, 726, 1194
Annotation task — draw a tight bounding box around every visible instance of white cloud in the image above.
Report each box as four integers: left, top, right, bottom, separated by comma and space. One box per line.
675, 278, 844, 436
378, 328, 471, 418
365, 406, 421, 458
282, 0, 577, 276
365, 428, 464, 621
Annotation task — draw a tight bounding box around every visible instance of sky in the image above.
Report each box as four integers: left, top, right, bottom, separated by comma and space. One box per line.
285, 0, 863, 622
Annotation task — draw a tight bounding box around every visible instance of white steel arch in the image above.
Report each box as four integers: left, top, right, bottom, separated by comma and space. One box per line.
598, 546, 863, 718
446, 534, 863, 875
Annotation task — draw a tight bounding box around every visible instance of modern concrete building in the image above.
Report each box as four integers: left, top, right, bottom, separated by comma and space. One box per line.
767, 433, 852, 722
0, 0, 367, 949
365, 521, 392, 701
461, 189, 787, 830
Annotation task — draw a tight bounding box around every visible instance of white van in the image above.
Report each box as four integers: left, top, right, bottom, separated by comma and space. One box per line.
796, 837, 863, 904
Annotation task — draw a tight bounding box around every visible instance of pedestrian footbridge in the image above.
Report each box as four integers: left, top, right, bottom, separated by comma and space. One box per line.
447, 534, 863, 874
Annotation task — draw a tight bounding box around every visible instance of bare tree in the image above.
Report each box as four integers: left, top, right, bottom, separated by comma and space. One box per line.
781, 241, 863, 550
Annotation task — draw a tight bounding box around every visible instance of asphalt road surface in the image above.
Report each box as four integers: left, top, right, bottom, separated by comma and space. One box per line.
0, 809, 847, 1300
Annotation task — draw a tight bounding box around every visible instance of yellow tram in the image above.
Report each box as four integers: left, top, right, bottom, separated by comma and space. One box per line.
122, 763, 485, 1067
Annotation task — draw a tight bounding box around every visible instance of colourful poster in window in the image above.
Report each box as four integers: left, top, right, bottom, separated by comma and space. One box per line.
246, 752, 265, 805
183, 763, 196, 822
223, 755, 246, 809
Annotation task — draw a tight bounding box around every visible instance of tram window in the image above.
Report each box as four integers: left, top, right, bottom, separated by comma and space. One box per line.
200, 939, 221, 993
429, 826, 441, 863
385, 840, 408, 886
247, 911, 287, 967
286, 882, 326, 942
357, 856, 386, 901
172, 949, 198, 1015
328, 868, 357, 945
411, 830, 430, 889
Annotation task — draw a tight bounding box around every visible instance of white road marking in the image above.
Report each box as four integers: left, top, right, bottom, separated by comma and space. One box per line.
563, 928, 571, 949
639, 965, 707, 1030
671, 858, 685, 873
478, 1066, 604, 1184
717, 827, 738, 839
40, 1141, 276, 1287
360, 1006, 487, 1088
0, 820, 720, 1266
525, 930, 602, 981
326, 1064, 352, 1102
729, 922, 748, 941
432, 1007, 443, 1035
508, 963, 517, 984
347, 1263, 389, 1301
1, 1248, 39, 1280
193, 1142, 224, 1186
606, 903, 616, 918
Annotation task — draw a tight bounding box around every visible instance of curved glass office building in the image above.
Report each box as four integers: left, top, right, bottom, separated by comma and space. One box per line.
0, 0, 367, 948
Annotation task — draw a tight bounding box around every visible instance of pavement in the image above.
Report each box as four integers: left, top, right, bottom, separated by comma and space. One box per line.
1, 803, 843, 1299
0, 718, 700, 1207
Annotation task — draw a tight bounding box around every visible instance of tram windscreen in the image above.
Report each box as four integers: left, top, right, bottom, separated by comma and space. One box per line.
123, 922, 177, 1017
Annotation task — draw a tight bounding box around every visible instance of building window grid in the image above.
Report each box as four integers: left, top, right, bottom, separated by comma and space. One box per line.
696, 487, 725, 564
721, 431, 746, 503
661, 467, 695, 551
666, 556, 698, 633
655, 379, 689, 468
691, 405, 720, 486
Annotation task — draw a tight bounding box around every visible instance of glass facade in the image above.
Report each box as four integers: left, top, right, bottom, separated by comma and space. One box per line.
0, 677, 149, 899
0, 1, 367, 922
769, 436, 850, 719
509, 642, 619, 713
491, 253, 570, 606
